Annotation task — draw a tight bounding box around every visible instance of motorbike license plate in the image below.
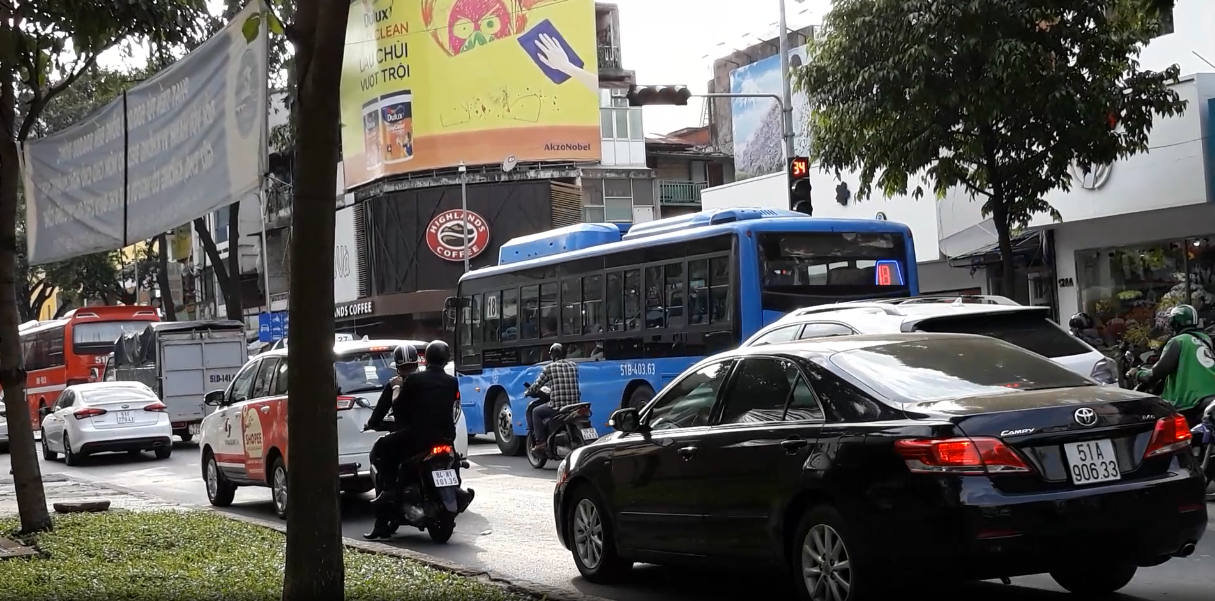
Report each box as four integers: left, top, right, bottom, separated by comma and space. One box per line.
431, 469, 459, 488
188, 423, 201, 436
1063, 439, 1121, 485
581, 427, 599, 440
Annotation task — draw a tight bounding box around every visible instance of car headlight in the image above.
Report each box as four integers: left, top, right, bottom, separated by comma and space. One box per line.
1091, 357, 1117, 384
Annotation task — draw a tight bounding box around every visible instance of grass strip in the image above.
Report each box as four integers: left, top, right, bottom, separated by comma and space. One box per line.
0, 509, 529, 601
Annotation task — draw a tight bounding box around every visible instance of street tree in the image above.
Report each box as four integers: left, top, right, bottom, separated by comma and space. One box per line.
242, 0, 349, 598
0, 0, 206, 534
794, 0, 1187, 296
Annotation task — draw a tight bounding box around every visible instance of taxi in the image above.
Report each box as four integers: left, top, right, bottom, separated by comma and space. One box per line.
198, 339, 468, 518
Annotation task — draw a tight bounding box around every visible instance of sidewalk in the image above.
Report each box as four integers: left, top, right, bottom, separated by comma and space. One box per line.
0, 473, 180, 515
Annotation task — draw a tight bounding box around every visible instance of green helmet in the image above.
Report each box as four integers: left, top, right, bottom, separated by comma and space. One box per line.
1167, 304, 1199, 333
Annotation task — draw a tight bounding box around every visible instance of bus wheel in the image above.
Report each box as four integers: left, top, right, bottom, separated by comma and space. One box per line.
493, 395, 524, 456
627, 385, 654, 411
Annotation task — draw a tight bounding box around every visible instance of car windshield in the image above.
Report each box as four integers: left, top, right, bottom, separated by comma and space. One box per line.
334, 350, 394, 394
828, 337, 1095, 403
912, 311, 1093, 358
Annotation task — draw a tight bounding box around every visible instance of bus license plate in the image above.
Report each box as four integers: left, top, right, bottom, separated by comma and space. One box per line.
431, 469, 459, 487
116, 411, 135, 424
1063, 439, 1121, 485
581, 427, 599, 440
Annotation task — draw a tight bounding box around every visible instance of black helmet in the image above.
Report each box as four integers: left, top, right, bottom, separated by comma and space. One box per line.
393, 344, 419, 368
424, 340, 450, 366
1069, 312, 1094, 330
1167, 304, 1199, 334
549, 343, 565, 360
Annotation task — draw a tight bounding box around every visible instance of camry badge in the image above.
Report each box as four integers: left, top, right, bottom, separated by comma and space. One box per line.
1000, 428, 1035, 437
1074, 408, 1098, 427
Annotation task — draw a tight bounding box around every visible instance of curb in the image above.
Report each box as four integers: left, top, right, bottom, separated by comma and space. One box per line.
41, 474, 611, 601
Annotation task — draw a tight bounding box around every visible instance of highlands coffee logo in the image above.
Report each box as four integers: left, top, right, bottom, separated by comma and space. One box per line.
426, 209, 490, 261
544, 142, 591, 152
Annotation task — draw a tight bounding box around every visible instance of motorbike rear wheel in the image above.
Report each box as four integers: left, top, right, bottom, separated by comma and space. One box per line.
526, 431, 548, 469
428, 514, 456, 543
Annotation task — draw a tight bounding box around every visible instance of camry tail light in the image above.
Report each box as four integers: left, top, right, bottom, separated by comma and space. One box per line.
144, 402, 167, 412
74, 408, 106, 420
1144, 414, 1191, 458
894, 437, 1033, 474
336, 396, 356, 411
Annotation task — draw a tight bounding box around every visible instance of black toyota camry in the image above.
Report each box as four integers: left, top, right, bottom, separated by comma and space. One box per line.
552, 332, 1208, 601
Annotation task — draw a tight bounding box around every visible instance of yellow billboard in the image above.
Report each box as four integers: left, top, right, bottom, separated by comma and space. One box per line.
340, 0, 601, 188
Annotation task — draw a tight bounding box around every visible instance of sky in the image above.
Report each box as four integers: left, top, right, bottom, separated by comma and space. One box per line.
98, 0, 829, 137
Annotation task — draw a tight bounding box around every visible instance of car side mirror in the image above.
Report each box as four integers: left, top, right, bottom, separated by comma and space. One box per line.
38, 406, 52, 417
204, 390, 227, 406
609, 407, 644, 434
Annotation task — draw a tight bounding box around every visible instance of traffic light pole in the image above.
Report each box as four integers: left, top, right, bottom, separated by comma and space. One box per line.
695, 93, 789, 164
777, 0, 796, 162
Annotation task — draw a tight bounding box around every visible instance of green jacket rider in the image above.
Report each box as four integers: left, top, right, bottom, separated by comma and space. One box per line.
1132, 304, 1215, 425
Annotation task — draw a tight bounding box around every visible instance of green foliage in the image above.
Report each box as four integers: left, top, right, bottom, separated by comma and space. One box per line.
795, 0, 1186, 239
0, 510, 527, 601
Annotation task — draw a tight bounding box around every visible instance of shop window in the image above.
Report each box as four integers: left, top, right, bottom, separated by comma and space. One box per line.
1077, 239, 1215, 349
501, 289, 519, 342
520, 286, 539, 340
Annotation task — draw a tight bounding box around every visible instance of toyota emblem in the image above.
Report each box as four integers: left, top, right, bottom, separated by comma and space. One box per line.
1074, 407, 1098, 427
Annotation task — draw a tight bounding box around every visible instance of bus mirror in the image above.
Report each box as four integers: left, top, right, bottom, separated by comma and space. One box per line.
443, 297, 458, 332
38, 406, 51, 417
89, 368, 100, 382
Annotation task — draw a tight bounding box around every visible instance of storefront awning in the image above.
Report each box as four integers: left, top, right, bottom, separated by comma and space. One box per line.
947, 230, 1044, 268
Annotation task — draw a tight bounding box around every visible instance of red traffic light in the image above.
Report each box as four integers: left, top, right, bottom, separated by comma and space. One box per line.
789, 157, 810, 179
628, 85, 692, 107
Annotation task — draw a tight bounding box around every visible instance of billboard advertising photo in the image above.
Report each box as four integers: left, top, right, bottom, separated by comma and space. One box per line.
341, 0, 601, 188
729, 47, 811, 180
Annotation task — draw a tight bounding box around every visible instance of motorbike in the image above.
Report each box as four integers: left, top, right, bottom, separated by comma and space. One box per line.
522, 382, 596, 469
1118, 340, 1163, 394
1189, 399, 1215, 499
364, 420, 474, 543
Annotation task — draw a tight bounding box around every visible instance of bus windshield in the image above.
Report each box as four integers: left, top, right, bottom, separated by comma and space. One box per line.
758, 231, 910, 310
72, 321, 154, 352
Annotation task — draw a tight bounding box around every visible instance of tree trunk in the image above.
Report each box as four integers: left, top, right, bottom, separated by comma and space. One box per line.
192, 218, 237, 319
281, 0, 350, 598
991, 199, 1018, 300
155, 234, 176, 320
0, 13, 52, 534
226, 202, 243, 320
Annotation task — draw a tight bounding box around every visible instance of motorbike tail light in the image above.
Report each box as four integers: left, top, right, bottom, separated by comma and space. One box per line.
336, 396, 356, 411
576, 405, 591, 417
894, 437, 1032, 474
431, 444, 454, 455
73, 407, 107, 420
143, 402, 168, 413
1144, 414, 1191, 458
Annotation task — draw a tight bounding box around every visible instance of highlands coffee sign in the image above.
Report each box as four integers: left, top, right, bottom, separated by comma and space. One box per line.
426, 209, 490, 261
335, 300, 373, 319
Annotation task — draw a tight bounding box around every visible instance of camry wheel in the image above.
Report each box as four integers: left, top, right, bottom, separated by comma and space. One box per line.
793, 506, 873, 601
204, 453, 236, 507
567, 486, 631, 583
271, 457, 288, 519
1050, 562, 1137, 594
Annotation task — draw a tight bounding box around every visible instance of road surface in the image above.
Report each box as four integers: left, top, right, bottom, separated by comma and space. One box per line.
3, 438, 1213, 601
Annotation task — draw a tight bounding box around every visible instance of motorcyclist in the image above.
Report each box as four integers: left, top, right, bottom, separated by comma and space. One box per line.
362, 343, 420, 539
525, 343, 581, 453
369, 340, 459, 509
1068, 312, 1104, 348
1130, 304, 1215, 427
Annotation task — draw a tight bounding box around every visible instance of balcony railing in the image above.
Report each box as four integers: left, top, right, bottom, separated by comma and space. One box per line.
598, 44, 622, 70
659, 180, 707, 205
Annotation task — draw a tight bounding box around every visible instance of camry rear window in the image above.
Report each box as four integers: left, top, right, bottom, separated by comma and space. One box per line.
911, 311, 1091, 358
334, 351, 394, 394
829, 337, 1095, 403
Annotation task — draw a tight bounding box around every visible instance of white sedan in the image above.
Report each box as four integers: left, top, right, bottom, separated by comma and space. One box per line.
39, 381, 174, 466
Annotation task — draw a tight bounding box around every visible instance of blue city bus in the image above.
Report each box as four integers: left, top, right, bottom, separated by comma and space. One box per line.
448, 208, 918, 455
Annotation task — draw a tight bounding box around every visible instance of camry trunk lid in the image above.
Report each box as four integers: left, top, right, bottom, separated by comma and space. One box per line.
904, 386, 1178, 493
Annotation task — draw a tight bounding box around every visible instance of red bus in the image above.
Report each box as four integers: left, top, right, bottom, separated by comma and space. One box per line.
19, 306, 159, 430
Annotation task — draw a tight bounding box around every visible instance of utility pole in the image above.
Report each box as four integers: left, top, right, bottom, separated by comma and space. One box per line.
777, 0, 796, 161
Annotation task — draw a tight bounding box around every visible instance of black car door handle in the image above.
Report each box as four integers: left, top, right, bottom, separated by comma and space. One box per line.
678, 446, 697, 460
781, 438, 809, 453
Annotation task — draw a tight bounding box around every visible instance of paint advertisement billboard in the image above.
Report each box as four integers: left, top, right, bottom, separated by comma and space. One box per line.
20, 1, 268, 265
729, 47, 811, 180
340, 0, 601, 189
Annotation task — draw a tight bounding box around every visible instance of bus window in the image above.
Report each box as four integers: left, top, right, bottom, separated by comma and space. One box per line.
502, 289, 519, 341
664, 262, 685, 328
540, 283, 558, 339
710, 256, 731, 324
690, 259, 709, 325
520, 286, 539, 339
624, 269, 641, 330
470, 294, 483, 345
484, 291, 501, 343
583, 275, 604, 334
561, 278, 581, 337
645, 265, 664, 329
